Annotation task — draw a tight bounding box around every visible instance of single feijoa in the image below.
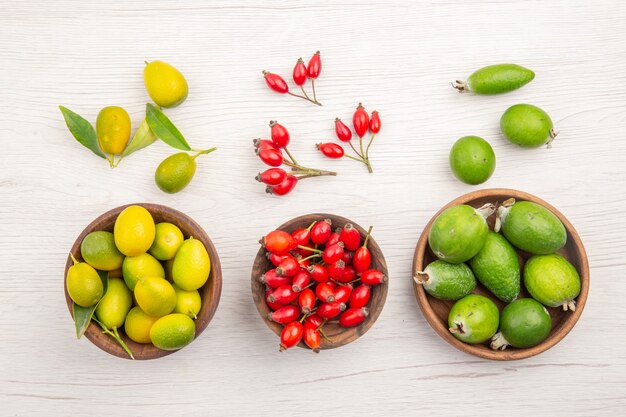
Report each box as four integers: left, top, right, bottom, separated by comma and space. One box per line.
453, 64, 535, 95
448, 294, 499, 344
496, 198, 567, 255
428, 203, 494, 264
500, 104, 557, 148
469, 231, 520, 303
449, 136, 496, 185
524, 254, 581, 311
491, 298, 552, 350
414, 260, 476, 301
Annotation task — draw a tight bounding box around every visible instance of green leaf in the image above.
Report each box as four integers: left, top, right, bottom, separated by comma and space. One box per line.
121, 117, 158, 157
145, 103, 191, 151
73, 270, 108, 339
59, 106, 106, 158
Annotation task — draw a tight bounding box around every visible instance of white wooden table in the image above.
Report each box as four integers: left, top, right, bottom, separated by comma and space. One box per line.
2, 1, 625, 415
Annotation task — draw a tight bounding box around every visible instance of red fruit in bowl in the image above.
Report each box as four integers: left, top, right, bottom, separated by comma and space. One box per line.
259, 268, 291, 288
279, 321, 303, 351
349, 285, 370, 308
292, 227, 311, 246
267, 252, 294, 267
322, 242, 344, 264
353, 246, 371, 273
298, 288, 316, 314
360, 269, 386, 286
326, 228, 341, 247
268, 305, 301, 324
264, 230, 297, 255
292, 270, 311, 292
316, 282, 336, 303
267, 284, 299, 304
334, 284, 353, 304
305, 314, 323, 328
310, 219, 332, 244
303, 323, 321, 352
317, 301, 346, 319
342, 250, 354, 265
339, 307, 369, 327
266, 288, 283, 311
327, 260, 345, 281
308, 264, 330, 283
339, 223, 361, 251
276, 256, 300, 277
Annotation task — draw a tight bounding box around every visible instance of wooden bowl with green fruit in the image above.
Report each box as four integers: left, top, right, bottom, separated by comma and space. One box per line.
412, 189, 589, 360
64, 203, 222, 360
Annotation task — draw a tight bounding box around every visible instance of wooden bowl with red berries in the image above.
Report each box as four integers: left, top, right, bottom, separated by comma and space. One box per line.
251, 213, 389, 351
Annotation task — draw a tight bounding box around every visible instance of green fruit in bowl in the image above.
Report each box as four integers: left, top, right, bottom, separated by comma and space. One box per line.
173, 284, 202, 319
500, 104, 557, 148
81, 231, 124, 271
149, 222, 184, 260
150, 313, 196, 350
172, 237, 211, 291
134, 276, 177, 318
95, 278, 132, 330
414, 260, 476, 301
524, 254, 581, 311
428, 203, 494, 264
449, 136, 496, 185
453, 63, 535, 95
124, 306, 159, 344
448, 294, 499, 344
122, 253, 165, 291
491, 298, 552, 350
496, 199, 566, 254
144, 60, 188, 108
469, 231, 520, 303
66, 255, 103, 307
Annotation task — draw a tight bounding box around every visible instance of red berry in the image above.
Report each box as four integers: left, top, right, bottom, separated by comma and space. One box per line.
339, 307, 369, 327
265, 288, 283, 311
317, 301, 346, 319
263, 71, 289, 94
256, 168, 287, 186
369, 110, 381, 134
349, 285, 370, 308
322, 242, 344, 264
269, 120, 290, 148
267, 284, 299, 305
335, 118, 353, 142
327, 260, 345, 281
326, 228, 341, 247
264, 230, 297, 255
342, 250, 354, 265
334, 284, 353, 304
259, 268, 291, 288
308, 264, 329, 283
279, 321, 303, 351
335, 265, 355, 283
339, 224, 361, 251
310, 219, 332, 245
267, 175, 298, 196
254, 138, 278, 151
293, 58, 308, 86
258, 148, 283, 167
353, 103, 369, 138
305, 314, 323, 328
267, 252, 293, 267
292, 270, 311, 292
306, 51, 322, 79
316, 282, 336, 303
267, 305, 301, 324
276, 256, 300, 277
303, 323, 321, 352
291, 228, 311, 246
298, 288, 316, 314
360, 269, 386, 286
353, 246, 371, 273
317, 143, 344, 159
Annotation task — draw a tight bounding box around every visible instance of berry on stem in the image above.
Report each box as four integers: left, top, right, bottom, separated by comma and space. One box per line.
316, 282, 336, 303
254, 138, 278, 151
292, 270, 311, 292
279, 321, 303, 351
317, 301, 346, 319
360, 269, 387, 286
276, 256, 300, 277
258, 148, 283, 167
339, 223, 361, 251
267, 284, 299, 305
311, 219, 332, 245
303, 323, 321, 353
293, 58, 308, 86
268, 305, 301, 324
307, 51, 322, 103
298, 288, 316, 314
353, 226, 373, 272
334, 284, 353, 304
256, 168, 287, 186
369, 111, 381, 134
267, 175, 298, 196
349, 285, 371, 308
353, 103, 370, 139
335, 118, 353, 142
328, 260, 346, 281
263, 71, 289, 94
308, 264, 330, 283
259, 268, 291, 288
270, 120, 290, 148
339, 307, 369, 327
263, 230, 297, 255
322, 241, 344, 264
317, 143, 344, 159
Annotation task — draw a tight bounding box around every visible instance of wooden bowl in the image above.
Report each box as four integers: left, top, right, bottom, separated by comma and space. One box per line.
413, 189, 589, 360
251, 213, 389, 350
64, 203, 222, 360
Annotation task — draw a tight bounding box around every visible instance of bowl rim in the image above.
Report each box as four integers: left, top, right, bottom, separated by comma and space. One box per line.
64, 202, 222, 360
250, 212, 389, 350
412, 188, 590, 361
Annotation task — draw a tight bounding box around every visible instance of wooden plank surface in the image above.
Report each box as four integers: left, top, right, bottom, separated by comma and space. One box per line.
1, 0, 625, 415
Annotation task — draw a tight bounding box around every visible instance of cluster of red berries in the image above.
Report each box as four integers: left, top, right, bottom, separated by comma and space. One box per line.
317, 103, 381, 173
263, 51, 322, 106
260, 220, 387, 352
254, 121, 335, 196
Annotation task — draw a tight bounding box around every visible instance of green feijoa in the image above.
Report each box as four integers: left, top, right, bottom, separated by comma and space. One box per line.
449, 136, 496, 185
453, 64, 534, 95
469, 231, 520, 303
496, 199, 566, 255
414, 260, 476, 301
155, 148, 216, 194
428, 203, 494, 264
491, 298, 552, 350
448, 294, 499, 344
524, 254, 581, 311
500, 104, 557, 148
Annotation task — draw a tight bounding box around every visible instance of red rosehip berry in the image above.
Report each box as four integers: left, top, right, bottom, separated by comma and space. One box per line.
259, 268, 291, 288
327, 260, 345, 281
333, 284, 353, 304
349, 285, 371, 308
306, 51, 322, 79
310, 219, 332, 245
291, 227, 311, 246
303, 323, 321, 353
267, 175, 298, 196
263, 71, 289, 94
257, 148, 283, 167
267, 284, 299, 305
360, 269, 386, 286
276, 256, 300, 277
279, 321, 303, 351
335, 118, 353, 142
317, 142, 344, 159
293, 58, 308, 86
322, 242, 344, 264
292, 270, 311, 292
353, 103, 369, 138
305, 314, 323, 328
339, 223, 361, 251
256, 168, 287, 186
266, 288, 283, 311
263, 230, 297, 255
269, 120, 290, 148
335, 265, 355, 284
316, 282, 336, 303
267, 252, 293, 267
267, 305, 301, 324
317, 301, 346, 319
369, 110, 381, 134
298, 288, 316, 314
339, 307, 369, 327
254, 138, 278, 151
308, 264, 330, 283
353, 246, 371, 273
